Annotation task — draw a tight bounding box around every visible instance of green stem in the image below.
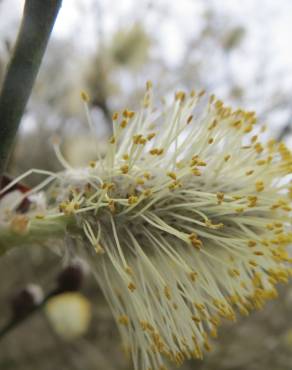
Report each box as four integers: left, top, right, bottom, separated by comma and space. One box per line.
0, 215, 73, 255
0, 0, 63, 177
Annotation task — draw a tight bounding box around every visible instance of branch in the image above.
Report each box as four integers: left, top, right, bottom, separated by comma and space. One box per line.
0, 287, 60, 342
277, 122, 291, 141
0, 0, 63, 177
0, 262, 85, 342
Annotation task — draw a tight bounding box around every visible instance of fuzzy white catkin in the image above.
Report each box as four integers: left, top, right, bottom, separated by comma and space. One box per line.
1, 85, 291, 370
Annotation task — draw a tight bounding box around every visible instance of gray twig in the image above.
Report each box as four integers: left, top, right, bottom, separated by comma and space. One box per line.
277, 122, 291, 141
0, 0, 62, 177
0, 287, 61, 342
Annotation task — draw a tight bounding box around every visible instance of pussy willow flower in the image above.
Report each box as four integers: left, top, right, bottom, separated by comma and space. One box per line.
1, 83, 292, 370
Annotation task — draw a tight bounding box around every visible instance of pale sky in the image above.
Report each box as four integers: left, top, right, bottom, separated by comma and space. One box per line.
0, 0, 292, 142
2, 0, 292, 72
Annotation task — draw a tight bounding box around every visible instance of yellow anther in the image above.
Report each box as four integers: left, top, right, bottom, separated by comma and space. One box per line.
205, 220, 224, 229
122, 109, 135, 119
256, 159, 266, 166
247, 195, 257, 207
102, 182, 115, 190
94, 243, 105, 254
224, 154, 231, 162
133, 134, 146, 145
35, 214, 44, 219
244, 124, 253, 133
80, 90, 89, 102
112, 112, 119, 120
232, 120, 242, 128
254, 142, 264, 153
140, 320, 154, 332
89, 160, 96, 168
146, 80, 153, 90
143, 189, 152, 197
168, 180, 182, 190
210, 327, 218, 338
189, 234, 203, 250
203, 341, 212, 352
215, 100, 223, 109
198, 89, 206, 97
120, 119, 128, 128
189, 272, 198, 282
143, 172, 151, 180
109, 135, 116, 144
254, 251, 264, 256
232, 195, 243, 200
136, 177, 145, 185
191, 156, 207, 167
208, 119, 218, 130
164, 286, 171, 300
128, 195, 138, 205
191, 168, 202, 176
267, 139, 276, 150
190, 89, 196, 98
149, 148, 158, 155
167, 172, 177, 180
59, 200, 80, 215
251, 135, 258, 143
216, 192, 224, 204
255, 180, 264, 192
187, 115, 193, 124
175, 91, 186, 101
120, 164, 129, 174
189, 232, 198, 239
149, 148, 164, 155
191, 316, 201, 323
147, 132, 156, 140
228, 268, 240, 278
108, 200, 115, 213
249, 260, 258, 267
125, 266, 133, 275
118, 315, 129, 326
209, 94, 215, 103
128, 282, 136, 292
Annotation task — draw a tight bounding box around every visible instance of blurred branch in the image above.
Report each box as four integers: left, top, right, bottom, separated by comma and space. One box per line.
277, 122, 291, 141
92, 95, 112, 127
0, 0, 62, 178
0, 263, 85, 342
0, 287, 61, 342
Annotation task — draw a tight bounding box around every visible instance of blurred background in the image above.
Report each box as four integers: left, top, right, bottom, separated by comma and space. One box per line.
0, 0, 292, 369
